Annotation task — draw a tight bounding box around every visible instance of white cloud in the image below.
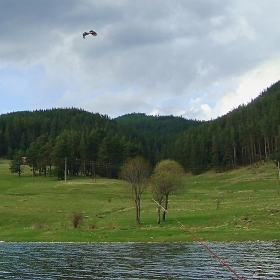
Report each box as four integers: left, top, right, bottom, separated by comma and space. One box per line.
200, 104, 212, 118
218, 58, 280, 116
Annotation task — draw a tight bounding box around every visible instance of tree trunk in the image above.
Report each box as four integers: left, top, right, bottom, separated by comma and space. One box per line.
258, 138, 262, 160
267, 137, 271, 157
157, 206, 161, 224
233, 144, 237, 167
135, 198, 141, 226
264, 136, 268, 158
250, 135, 254, 164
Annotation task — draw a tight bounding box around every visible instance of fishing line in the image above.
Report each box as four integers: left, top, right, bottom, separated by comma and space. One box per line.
152, 199, 244, 280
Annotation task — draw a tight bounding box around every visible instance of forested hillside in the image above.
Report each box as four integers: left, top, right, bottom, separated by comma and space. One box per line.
1, 80, 280, 178
0, 108, 200, 178
173, 81, 280, 173
115, 113, 201, 164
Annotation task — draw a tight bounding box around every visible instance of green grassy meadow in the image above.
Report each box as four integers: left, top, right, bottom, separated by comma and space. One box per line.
0, 159, 279, 242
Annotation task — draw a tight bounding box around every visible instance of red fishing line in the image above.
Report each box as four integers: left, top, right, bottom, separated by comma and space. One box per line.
152, 199, 244, 280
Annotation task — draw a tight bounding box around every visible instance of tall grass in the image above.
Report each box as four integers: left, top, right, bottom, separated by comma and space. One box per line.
0, 160, 279, 242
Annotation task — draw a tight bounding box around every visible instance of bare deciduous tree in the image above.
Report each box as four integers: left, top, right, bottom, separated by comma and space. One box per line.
120, 157, 151, 226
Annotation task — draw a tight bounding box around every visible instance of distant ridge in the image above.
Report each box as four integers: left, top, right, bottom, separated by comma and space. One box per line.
1, 80, 280, 174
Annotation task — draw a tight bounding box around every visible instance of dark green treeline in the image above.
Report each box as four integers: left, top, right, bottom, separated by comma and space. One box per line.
174, 81, 280, 173
1, 80, 280, 177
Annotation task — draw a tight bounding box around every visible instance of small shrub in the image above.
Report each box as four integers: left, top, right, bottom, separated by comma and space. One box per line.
32, 223, 50, 229
72, 212, 83, 228
88, 223, 96, 229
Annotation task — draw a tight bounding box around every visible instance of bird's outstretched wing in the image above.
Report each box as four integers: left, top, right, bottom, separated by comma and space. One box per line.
83, 30, 97, 39
89, 30, 97, 36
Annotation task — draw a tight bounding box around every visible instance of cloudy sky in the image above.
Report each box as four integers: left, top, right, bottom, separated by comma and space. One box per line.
1, 0, 280, 120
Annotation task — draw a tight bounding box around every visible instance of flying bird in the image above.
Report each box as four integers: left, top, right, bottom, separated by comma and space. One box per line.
83, 30, 97, 39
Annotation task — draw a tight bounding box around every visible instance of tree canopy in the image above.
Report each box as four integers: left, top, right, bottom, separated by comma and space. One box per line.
150, 159, 185, 223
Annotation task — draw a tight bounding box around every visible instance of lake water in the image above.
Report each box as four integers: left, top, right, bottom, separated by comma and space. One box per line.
0, 241, 279, 279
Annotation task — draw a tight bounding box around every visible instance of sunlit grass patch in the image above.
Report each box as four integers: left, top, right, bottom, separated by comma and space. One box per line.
0, 159, 279, 242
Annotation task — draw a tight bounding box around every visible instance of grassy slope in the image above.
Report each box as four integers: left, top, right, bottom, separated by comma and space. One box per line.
0, 160, 279, 242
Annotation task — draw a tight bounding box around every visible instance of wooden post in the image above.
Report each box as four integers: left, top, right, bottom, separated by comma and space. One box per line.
277, 161, 280, 195
64, 157, 67, 183
84, 160, 86, 178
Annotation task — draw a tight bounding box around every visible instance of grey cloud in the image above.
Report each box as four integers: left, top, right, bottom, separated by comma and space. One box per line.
1, 1, 280, 119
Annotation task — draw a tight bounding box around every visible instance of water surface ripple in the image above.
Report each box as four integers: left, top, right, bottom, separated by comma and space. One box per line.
0, 241, 279, 279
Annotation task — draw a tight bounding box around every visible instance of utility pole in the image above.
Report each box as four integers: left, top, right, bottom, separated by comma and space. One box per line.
277, 161, 280, 195
65, 157, 67, 184
91, 161, 96, 183
93, 161, 96, 182
84, 160, 86, 178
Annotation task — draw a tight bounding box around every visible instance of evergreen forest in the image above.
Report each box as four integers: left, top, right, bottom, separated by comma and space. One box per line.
1, 80, 280, 178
